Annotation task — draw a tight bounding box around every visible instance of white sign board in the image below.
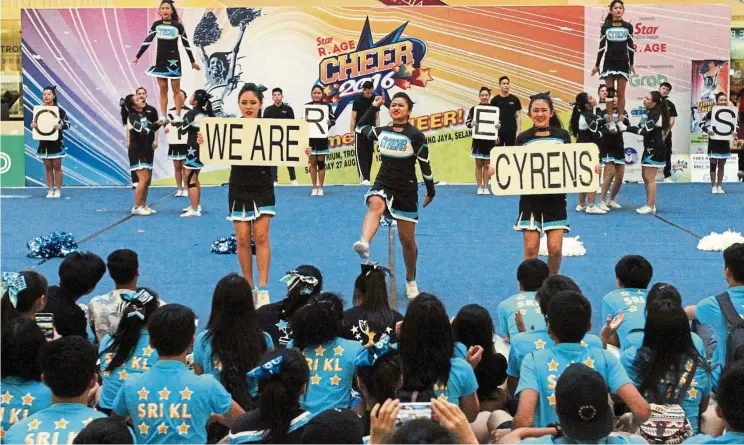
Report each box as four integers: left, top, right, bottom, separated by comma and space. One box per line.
710, 106, 737, 141
303, 105, 329, 139
32, 106, 60, 141
472, 105, 500, 141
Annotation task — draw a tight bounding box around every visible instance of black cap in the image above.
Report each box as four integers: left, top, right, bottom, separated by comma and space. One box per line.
555, 363, 613, 442
301, 409, 364, 444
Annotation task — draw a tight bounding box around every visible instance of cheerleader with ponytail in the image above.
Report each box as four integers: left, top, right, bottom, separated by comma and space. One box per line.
570, 92, 607, 214
31, 86, 69, 198
180, 89, 214, 217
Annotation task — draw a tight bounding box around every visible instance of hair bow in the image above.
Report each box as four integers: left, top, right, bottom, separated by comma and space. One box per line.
361, 261, 390, 277
122, 288, 155, 305
530, 91, 552, 100
256, 84, 268, 93
45, 85, 57, 92
280, 270, 318, 295
354, 334, 393, 367
246, 356, 284, 397
1, 272, 27, 308
568, 101, 577, 106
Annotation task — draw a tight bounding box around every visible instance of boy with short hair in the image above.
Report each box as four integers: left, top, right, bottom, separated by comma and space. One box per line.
497, 259, 550, 340
601, 255, 653, 349
683, 362, 744, 444
112, 304, 244, 444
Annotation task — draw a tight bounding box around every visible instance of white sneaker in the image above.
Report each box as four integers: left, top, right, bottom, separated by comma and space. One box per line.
353, 239, 370, 259
406, 281, 420, 300
663, 177, 674, 184
616, 122, 627, 132
52, 190, 61, 198
361, 180, 370, 186
132, 182, 138, 189
251, 287, 258, 303
318, 188, 324, 196
291, 180, 299, 186
311, 188, 318, 196
273, 181, 279, 186
255, 290, 270, 309
575, 204, 587, 212
598, 201, 611, 212
170, 113, 181, 124
607, 200, 622, 209
144, 207, 157, 214
717, 186, 725, 194
636, 205, 656, 215
476, 187, 484, 195
180, 208, 202, 217
585, 205, 607, 214
712, 186, 719, 194
132, 207, 152, 216
606, 122, 618, 134
46, 190, 54, 198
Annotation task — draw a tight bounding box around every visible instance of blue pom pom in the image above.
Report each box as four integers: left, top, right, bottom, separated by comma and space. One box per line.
26, 232, 79, 259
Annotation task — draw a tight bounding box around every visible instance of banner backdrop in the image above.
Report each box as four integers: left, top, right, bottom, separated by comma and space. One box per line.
22, 5, 730, 186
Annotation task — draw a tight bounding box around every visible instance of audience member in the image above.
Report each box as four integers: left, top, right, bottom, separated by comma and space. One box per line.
683, 362, 744, 444
1, 270, 48, 327
344, 262, 403, 345
601, 255, 653, 349
72, 418, 134, 444
497, 259, 550, 340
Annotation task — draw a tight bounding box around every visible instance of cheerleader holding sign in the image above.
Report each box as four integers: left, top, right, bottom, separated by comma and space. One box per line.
592, 0, 634, 133
132, 0, 201, 123
31, 86, 70, 198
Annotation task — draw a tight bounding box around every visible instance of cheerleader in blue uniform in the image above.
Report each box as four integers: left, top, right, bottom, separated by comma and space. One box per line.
179, 90, 213, 217
598, 106, 629, 209
307, 85, 336, 196
31, 86, 69, 198
592, 0, 635, 133
352, 93, 435, 300
570, 92, 606, 214
131, 0, 200, 122
702, 93, 734, 194
124, 94, 165, 216
466, 87, 497, 195
626, 91, 670, 214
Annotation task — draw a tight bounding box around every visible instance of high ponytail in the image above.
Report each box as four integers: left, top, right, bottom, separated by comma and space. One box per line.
104, 288, 159, 371
569, 92, 589, 137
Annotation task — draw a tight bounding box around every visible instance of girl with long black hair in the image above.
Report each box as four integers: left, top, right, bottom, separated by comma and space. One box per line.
180, 89, 214, 217
571, 92, 607, 215
354, 335, 403, 436
193, 273, 273, 411
31, 86, 70, 198
398, 293, 479, 421
344, 262, 403, 346
307, 85, 336, 196
97, 288, 160, 414
227, 349, 312, 444
627, 90, 671, 214
1, 271, 48, 328
124, 94, 164, 216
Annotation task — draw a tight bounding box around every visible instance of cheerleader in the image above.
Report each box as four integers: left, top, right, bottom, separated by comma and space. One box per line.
352, 93, 435, 300
31, 86, 69, 198
598, 106, 628, 209
124, 94, 164, 216
597, 85, 608, 114
591, 0, 635, 132
626, 91, 670, 214
702, 93, 734, 194
131, 0, 200, 122
466, 87, 497, 195
571, 92, 606, 214
179, 90, 213, 217
307, 85, 336, 196
166, 90, 190, 197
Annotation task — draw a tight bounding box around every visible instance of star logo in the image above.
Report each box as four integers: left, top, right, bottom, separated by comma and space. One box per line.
28, 419, 42, 431
81, 418, 94, 427
180, 387, 193, 401
516, 295, 525, 301
168, 59, 178, 67
159, 387, 171, 400
333, 345, 345, 356
547, 359, 559, 372
688, 388, 699, 399
142, 346, 155, 356
351, 326, 359, 334
310, 374, 322, 385
636, 289, 645, 295
158, 423, 169, 434
276, 320, 289, 331
177, 421, 190, 435
118, 369, 129, 380
138, 422, 149, 435
1, 391, 13, 404
410, 68, 433, 88
330, 374, 342, 386
103, 371, 111, 377
580, 341, 588, 347
187, 147, 196, 157
21, 393, 35, 406
620, 291, 630, 297
519, 309, 527, 315
547, 393, 556, 405
315, 346, 326, 357
628, 306, 638, 313
54, 418, 69, 430
394, 63, 414, 79
534, 339, 546, 349
583, 357, 595, 369
138, 387, 150, 400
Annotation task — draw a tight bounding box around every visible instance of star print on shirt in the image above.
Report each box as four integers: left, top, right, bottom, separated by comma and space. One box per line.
276, 320, 289, 331
142, 346, 155, 356
81, 418, 93, 427
139, 422, 149, 435
547, 393, 556, 405
535, 339, 546, 349
158, 423, 169, 434
547, 359, 559, 372
620, 291, 630, 297
687, 388, 698, 399
187, 147, 196, 156
333, 346, 345, 356
1, 392, 13, 404
310, 374, 322, 385
27, 419, 42, 431
138, 387, 150, 400
177, 421, 190, 435
21, 393, 35, 406
628, 306, 638, 313
54, 418, 69, 430
180, 387, 193, 400
351, 326, 359, 334
315, 346, 326, 357
119, 370, 129, 380
517, 295, 525, 301
330, 375, 341, 386
519, 309, 527, 315
159, 387, 171, 400
583, 357, 595, 369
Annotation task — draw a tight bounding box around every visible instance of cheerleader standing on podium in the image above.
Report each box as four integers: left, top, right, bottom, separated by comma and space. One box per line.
466, 86, 497, 195
307, 85, 336, 196
131, 0, 200, 122
571, 92, 606, 214
31, 86, 69, 198
702, 93, 733, 194
179, 89, 213, 217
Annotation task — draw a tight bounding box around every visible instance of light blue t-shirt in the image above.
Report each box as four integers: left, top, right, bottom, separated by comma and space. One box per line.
621, 336, 711, 433
113, 360, 233, 444
520, 433, 647, 444
298, 337, 364, 414
433, 358, 479, 403
98, 330, 159, 409
683, 431, 744, 444
694, 286, 744, 389
4, 403, 106, 445
193, 330, 274, 379
1, 377, 52, 443
497, 292, 547, 339
454, 342, 468, 360
516, 343, 633, 427
601, 288, 647, 349
506, 330, 603, 378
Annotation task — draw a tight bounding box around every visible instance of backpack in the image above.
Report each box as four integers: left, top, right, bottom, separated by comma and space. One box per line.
715, 291, 744, 365
637, 359, 697, 444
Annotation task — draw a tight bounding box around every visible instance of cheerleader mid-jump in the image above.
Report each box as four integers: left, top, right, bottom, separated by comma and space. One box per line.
352, 93, 435, 299
31, 86, 69, 198
132, 0, 201, 122
592, 0, 634, 132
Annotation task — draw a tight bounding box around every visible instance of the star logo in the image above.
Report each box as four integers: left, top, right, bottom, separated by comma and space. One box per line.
583, 357, 595, 369
177, 421, 190, 435
81, 418, 94, 427
159, 387, 171, 400
1, 391, 13, 404
547, 393, 556, 405
351, 326, 359, 334
330, 374, 342, 386
276, 320, 289, 331
21, 393, 35, 406
516, 295, 525, 301
180, 387, 193, 401
315, 346, 326, 357
118, 369, 129, 380
168, 59, 178, 67
157, 423, 169, 434
138, 387, 150, 400
102, 370, 111, 377
142, 346, 155, 356
333, 345, 345, 356
547, 359, 559, 372
54, 418, 69, 430
580, 340, 588, 347
688, 388, 698, 399
27, 419, 42, 431
519, 309, 527, 315
628, 306, 638, 313
187, 147, 196, 157
534, 339, 546, 349
310, 374, 322, 385
620, 291, 630, 297
138, 422, 149, 435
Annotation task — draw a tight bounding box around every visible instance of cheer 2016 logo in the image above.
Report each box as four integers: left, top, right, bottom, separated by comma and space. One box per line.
317, 17, 432, 118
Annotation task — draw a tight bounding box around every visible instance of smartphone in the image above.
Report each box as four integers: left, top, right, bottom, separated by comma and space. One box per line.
396, 403, 433, 426
34, 313, 55, 339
